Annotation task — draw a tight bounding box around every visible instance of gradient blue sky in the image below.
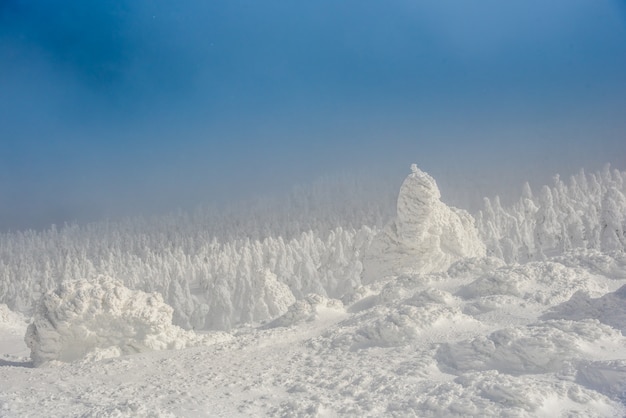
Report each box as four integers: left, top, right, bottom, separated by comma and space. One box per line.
1, 0, 625, 230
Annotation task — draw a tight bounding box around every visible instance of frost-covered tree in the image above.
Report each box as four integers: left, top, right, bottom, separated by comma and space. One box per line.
478, 166, 626, 262
1, 164, 624, 331
0, 172, 394, 329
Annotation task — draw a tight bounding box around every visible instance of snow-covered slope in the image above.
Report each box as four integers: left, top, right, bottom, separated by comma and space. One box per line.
0, 164, 625, 417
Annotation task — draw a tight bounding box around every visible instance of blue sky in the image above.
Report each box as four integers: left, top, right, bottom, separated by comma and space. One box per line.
1, 0, 625, 230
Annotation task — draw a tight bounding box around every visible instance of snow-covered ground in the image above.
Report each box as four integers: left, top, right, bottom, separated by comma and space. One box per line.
1, 164, 625, 417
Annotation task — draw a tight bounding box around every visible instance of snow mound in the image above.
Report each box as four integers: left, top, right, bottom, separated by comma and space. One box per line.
349, 304, 475, 350
447, 256, 506, 278
553, 249, 626, 280
25, 276, 231, 366
363, 164, 485, 283
317, 283, 479, 351
459, 261, 607, 307
375, 274, 432, 305
437, 320, 623, 375
263, 293, 344, 328
403, 370, 624, 417
542, 284, 626, 333
578, 360, 626, 402
0, 303, 27, 331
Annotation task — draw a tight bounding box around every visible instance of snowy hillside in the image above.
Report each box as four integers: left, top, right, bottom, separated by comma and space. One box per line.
1, 164, 626, 417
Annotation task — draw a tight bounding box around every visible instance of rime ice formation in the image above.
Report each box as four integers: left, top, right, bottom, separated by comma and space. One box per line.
24, 276, 230, 366
0, 224, 374, 332
362, 164, 485, 282
204, 269, 296, 330
478, 165, 626, 262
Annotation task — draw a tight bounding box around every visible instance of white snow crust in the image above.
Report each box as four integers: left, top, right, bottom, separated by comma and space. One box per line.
0, 163, 625, 417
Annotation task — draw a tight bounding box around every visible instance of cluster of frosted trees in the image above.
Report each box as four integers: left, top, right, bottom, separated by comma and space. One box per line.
0, 174, 392, 330
477, 165, 626, 262
1, 166, 624, 330
0, 222, 377, 330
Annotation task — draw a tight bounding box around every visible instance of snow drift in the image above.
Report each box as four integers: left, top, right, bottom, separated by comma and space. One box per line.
25, 276, 230, 366
362, 164, 485, 282
542, 283, 626, 333
437, 319, 623, 375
